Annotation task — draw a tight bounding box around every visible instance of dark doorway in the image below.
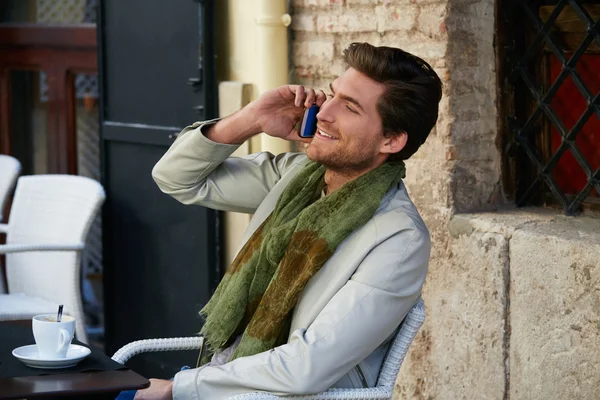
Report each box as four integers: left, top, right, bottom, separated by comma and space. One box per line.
98, 0, 219, 379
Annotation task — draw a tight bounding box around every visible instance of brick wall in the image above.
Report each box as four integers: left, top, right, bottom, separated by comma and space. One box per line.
291, 1, 501, 398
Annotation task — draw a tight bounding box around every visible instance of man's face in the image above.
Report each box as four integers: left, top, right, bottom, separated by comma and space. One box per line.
306, 68, 390, 172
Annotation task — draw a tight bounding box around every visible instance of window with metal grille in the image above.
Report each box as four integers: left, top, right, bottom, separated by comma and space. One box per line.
499, 0, 600, 215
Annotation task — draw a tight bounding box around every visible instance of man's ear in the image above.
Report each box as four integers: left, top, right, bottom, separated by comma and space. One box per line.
380, 132, 407, 155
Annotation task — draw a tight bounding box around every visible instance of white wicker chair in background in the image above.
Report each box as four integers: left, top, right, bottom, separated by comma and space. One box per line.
0, 155, 21, 223
0, 155, 22, 293
112, 298, 426, 400
0, 175, 105, 343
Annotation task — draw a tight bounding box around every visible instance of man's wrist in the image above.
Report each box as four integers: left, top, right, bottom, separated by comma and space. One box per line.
205, 107, 261, 144
167, 380, 174, 398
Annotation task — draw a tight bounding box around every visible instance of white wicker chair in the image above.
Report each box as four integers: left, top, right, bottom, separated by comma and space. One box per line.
0, 155, 21, 223
112, 298, 425, 400
0, 155, 22, 293
0, 175, 105, 343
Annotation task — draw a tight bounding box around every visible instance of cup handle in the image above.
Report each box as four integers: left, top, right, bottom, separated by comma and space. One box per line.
57, 329, 71, 353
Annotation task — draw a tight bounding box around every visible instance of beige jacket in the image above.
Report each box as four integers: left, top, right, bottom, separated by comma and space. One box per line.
151, 121, 430, 400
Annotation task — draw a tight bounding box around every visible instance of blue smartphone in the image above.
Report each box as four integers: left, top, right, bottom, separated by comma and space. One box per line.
299, 105, 319, 138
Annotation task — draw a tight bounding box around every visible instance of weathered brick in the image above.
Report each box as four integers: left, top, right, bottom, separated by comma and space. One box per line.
381, 0, 423, 5
295, 0, 344, 8
316, 11, 377, 33
293, 56, 343, 80
293, 37, 336, 65
375, 4, 418, 33
379, 31, 446, 60
292, 13, 316, 31
416, 3, 448, 37
345, 0, 380, 6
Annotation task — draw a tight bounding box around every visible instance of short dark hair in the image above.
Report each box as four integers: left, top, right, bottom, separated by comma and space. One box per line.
342, 42, 443, 161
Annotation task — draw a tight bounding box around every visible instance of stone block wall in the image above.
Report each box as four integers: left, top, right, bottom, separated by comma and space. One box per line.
509, 224, 600, 399
448, 212, 600, 400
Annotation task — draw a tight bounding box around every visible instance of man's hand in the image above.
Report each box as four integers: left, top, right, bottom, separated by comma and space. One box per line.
247, 85, 328, 142
133, 378, 173, 400
205, 85, 327, 145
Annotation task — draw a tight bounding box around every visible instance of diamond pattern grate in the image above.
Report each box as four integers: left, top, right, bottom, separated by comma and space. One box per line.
504, 0, 600, 215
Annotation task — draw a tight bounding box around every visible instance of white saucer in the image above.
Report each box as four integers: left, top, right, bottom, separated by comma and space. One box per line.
12, 344, 91, 369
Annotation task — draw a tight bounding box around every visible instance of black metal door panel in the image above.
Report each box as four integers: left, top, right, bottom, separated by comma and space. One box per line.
99, 0, 218, 379
102, 2, 203, 126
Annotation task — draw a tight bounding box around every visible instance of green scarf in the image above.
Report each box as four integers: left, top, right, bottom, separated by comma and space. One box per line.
199, 160, 406, 363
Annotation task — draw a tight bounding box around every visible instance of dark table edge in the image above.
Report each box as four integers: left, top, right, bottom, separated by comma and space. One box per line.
0, 370, 150, 400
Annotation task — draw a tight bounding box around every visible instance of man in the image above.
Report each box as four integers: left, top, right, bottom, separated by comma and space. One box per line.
136, 42, 442, 400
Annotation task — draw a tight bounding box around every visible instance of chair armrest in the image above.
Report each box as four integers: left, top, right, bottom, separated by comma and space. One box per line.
0, 224, 8, 233
0, 243, 85, 254
111, 337, 204, 365
229, 387, 391, 400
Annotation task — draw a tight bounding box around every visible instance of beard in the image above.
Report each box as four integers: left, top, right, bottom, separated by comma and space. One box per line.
306, 141, 378, 173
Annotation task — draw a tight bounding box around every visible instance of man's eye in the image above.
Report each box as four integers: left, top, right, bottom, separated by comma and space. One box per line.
326, 93, 334, 98
346, 105, 358, 114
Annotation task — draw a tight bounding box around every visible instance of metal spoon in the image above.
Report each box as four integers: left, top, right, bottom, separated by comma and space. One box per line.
57, 304, 64, 323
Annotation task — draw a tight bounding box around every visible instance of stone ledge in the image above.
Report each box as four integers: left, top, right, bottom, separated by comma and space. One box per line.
449, 208, 600, 244
446, 207, 600, 400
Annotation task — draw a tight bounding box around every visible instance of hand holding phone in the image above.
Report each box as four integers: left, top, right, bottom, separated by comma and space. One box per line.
298, 105, 319, 139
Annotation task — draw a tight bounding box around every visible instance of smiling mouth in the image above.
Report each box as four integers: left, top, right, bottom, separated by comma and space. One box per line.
317, 129, 339, 140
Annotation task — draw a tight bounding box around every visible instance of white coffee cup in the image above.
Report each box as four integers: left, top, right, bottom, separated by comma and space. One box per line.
32, 314, 75, 359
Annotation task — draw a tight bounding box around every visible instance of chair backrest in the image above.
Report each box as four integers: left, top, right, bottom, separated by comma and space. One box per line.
0, 155, 21, 222
5, 175, 105, 342
375, 297, 426, 390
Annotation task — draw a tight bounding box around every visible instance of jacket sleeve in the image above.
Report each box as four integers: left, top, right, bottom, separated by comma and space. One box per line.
171, 223, 430, 400
151, 120, 308, 214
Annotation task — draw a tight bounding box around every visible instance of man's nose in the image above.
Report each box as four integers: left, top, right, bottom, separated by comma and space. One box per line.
316, 100, 335, 123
